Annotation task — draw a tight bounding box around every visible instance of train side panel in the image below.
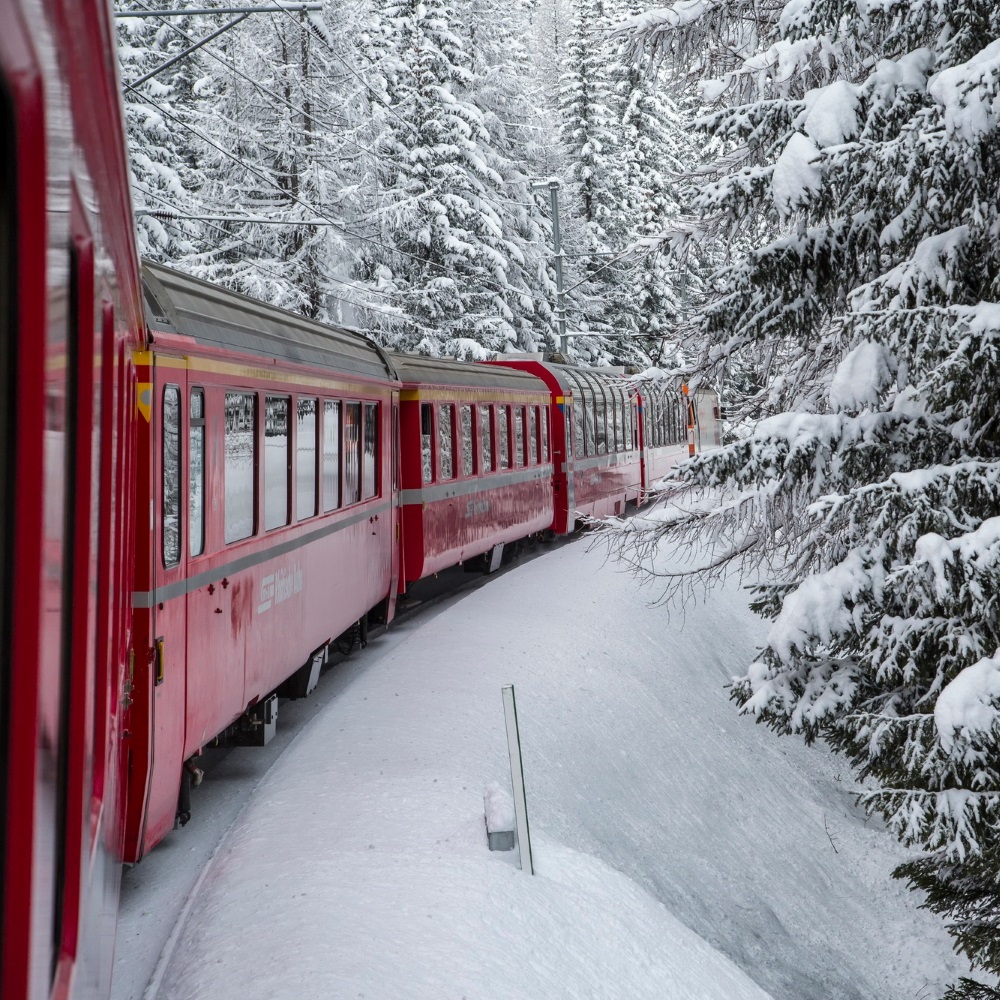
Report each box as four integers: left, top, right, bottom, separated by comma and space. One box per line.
125, 283, 399, 858
1, 0, 143, 997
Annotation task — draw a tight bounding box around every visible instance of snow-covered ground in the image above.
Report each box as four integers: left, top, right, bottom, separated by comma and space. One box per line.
141, 538, 976, 1000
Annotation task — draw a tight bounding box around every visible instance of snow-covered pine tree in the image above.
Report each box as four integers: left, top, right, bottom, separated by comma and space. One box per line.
558, 0, 634, 360
164, 8, 361, 319
606, 3, 1000, 993
117, 11, 206, 258
356, 0, 548, 356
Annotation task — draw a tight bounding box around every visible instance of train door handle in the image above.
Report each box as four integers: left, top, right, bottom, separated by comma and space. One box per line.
155, 637, 165, 686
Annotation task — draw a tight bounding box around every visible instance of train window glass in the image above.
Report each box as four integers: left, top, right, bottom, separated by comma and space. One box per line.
322, 401, 340, 511
581, 385, 596, 456
264, 397, 289, 530
528, 407, 538, 464
297, 398, 317, 520
189, 390, 205, 557
513, 407, 525, 467
224, 392, 256, 542
613, 391, 623, 452
647, 394, 659, 447
479, 405, 493, 473
162, 385, 181, 566
573, 394, 584, 458
421, 403, 433, 484
438, 404, 454, 480
363, 402, 378, 499
541, 407, 549, 462
497, 406, 510, 470
593, 380, 608, 455
460, 404, 474, 476
344, 402, 361, 504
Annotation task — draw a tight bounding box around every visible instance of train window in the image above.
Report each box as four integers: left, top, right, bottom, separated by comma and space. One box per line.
224, 392, 256, 543
497, 406, 510, 470
297, 398, 317, 520
438, 404, 454, 480
344, 402, 361, 504
421, 403, 433, 484
264, 397, 289, 530
593, 381, 608, 455
612, 391, 623, 452
189, 389, 205, 557
573, 394, 584, 458
511, 407, 522, 467
541, 408, 549, 462
528, 407, 538, 464
322, 400, 340, 511
460, 404, 474, 476
363, 402, 378, 499
582, 386, 596, 456
479, 405, 493, 474
162, 385, 181, 566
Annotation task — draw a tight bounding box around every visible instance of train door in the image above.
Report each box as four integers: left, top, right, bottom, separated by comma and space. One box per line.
388, 394, 401, 622
144, 365, 188, 848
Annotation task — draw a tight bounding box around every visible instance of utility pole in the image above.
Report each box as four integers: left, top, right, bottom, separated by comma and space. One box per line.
532, 179, 567, 354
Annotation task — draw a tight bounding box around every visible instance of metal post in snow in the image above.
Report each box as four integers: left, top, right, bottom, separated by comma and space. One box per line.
501, 684, 533, 875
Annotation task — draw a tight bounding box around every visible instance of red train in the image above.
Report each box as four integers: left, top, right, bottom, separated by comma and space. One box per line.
122, 263, 719, 862
1, 0, 145, 998
3, 1, 720, 995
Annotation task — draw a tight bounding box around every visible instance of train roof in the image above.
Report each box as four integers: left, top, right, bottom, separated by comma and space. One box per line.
140, 260, 397, 382
388, 352, 546, 392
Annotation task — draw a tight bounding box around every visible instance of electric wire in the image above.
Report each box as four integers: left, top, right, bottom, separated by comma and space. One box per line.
123, 0, 381, 160
133, 183, 400, 310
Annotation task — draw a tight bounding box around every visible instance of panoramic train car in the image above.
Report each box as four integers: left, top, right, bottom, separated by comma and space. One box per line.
632, 379, 694, 501
485, 360, 646, 532
1, 1, 144, 998
392, 353, 553, 586
124, 262, 399, 861
634, 381, 722, 500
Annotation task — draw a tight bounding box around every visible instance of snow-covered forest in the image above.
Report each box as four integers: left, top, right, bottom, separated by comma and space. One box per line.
117, 0, 1000, 996
116, 0, 693, 365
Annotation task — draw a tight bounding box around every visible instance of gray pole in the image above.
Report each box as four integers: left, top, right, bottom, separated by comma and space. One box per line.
532, 179, 567, 355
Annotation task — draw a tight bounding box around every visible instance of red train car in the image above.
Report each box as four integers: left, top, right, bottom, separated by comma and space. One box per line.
487, 360, 712, 530
123, 263, 399, 861
1, 0, 144, 998
485, 361, 644, 532
392, 354, 553, 586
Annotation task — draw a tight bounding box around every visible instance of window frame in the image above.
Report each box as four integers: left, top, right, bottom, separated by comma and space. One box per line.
189, 387, 205, 557
161, 383, 182, 568
223, 390, 257, 544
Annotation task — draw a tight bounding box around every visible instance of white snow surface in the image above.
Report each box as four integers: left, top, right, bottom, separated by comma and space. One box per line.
935, 652, 1000, 753
829, 340, 896, 411
802, 80, 861, 148
771, 132, 822, 218
152, 541, 973, 1000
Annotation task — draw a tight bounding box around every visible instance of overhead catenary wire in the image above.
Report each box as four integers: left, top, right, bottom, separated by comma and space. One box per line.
133, 187, 399, 303
123, 0, 383, 158
140, 201, 402, 319
126, 85, 545, 304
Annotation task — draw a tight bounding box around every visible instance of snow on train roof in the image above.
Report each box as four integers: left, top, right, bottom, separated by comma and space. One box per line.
388, 352, 546, 391
141, 261, 396, 381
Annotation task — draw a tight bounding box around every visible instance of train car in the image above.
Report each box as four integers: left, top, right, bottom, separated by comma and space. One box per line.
392, 353, 553, 587
634, 380, 722, 501
1, 0, 144, 998
632, 379, 694, 502
123, 262, 400, 861
484, 360, 644, 533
